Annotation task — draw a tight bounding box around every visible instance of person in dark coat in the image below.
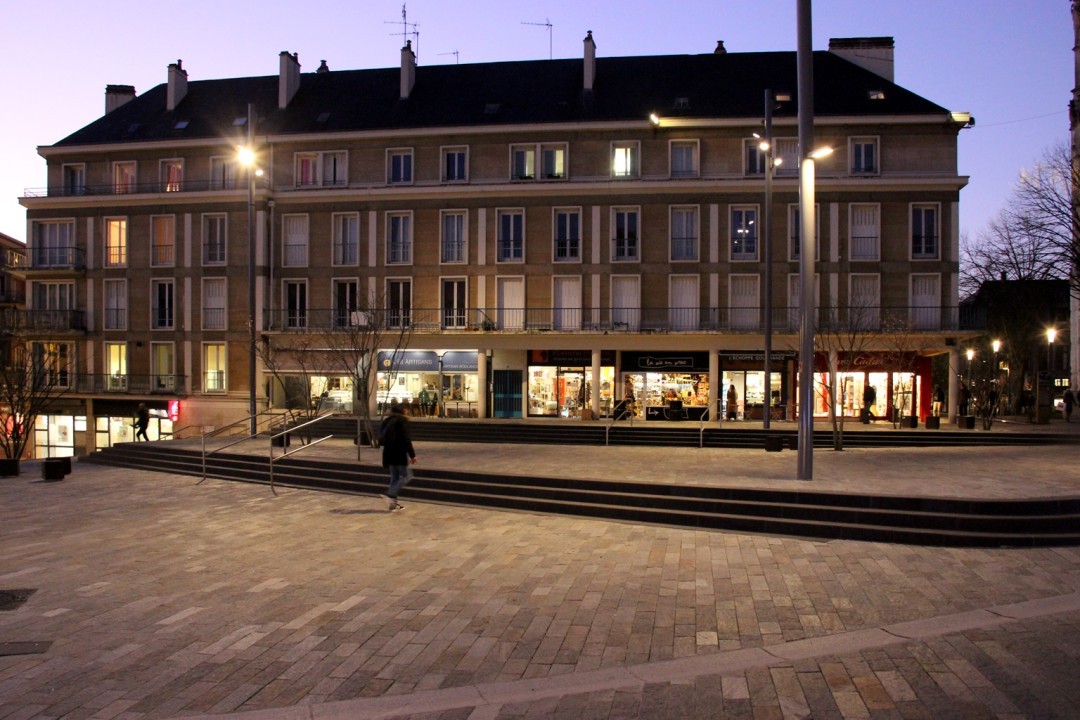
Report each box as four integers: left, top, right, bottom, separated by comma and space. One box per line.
135, 403, 150, 441
1064, 389, 1074, 422
378, 404, 417, 511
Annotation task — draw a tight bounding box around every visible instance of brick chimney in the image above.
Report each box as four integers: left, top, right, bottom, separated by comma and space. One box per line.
828, 37, 894, 82
279, 51, 301, 109
400, 41, 416, 99
583, 31, 596, 92
105, 85, 136, 115
167, 60, 188, 111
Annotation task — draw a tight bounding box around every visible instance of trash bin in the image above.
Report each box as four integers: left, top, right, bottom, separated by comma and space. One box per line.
764, 435, 784, 452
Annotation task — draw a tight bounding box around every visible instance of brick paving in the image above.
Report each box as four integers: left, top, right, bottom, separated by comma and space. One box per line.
1, 437, 1079, 720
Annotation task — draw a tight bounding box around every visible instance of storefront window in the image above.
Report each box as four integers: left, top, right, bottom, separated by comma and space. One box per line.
94, 411, 175, 450
528, 366, 614, 418
308, 375, 355, 412
34, 414, 82, 458
625, 372, 711, 420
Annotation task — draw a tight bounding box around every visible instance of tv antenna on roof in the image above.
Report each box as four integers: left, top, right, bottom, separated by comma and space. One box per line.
386, 3, 420, 60
438, 50, 460, 65
521, 18, 553, 60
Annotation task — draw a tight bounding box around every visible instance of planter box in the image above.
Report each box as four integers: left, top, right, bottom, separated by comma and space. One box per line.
962, 415, 976, 429
42, 458, 66, 481
0, 458, 19, 477
925, 416, 941, 430
904, 416, 919, 429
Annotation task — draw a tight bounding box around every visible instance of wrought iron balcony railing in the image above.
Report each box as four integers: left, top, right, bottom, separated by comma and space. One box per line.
0, 308, 86, 333
263, 305, 984, 334
74, 373, 187, 394
23, 178, 269, 198
26, 246, 85, 270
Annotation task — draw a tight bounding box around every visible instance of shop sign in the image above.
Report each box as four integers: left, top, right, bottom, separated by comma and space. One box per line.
719, 351, 796, 364
378, 350, 439, 372
441, 351, 479, 372
621, 351, 709, 372
529, 349, 617, 366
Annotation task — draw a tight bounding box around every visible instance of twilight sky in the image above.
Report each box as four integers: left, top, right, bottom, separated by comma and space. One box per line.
0, 0, 1071, 246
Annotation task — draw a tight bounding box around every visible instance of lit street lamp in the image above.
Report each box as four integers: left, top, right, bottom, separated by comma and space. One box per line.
1047, 327, 1057, 377
754, 90, 782, 430
237, 104, 261, 436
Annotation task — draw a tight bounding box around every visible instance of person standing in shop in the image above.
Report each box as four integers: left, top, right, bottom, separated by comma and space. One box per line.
378, 404, 417, 512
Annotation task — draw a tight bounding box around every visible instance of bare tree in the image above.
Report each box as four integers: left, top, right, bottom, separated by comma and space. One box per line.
814, 302, 876, 450
879, 312, 923, 428
320, 300, 412, 460
256, 331, 340, 443
0, 342, 70, 468
961, 211, 1061, 297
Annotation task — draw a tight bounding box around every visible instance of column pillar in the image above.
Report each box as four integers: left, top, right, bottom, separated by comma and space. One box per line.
591, 349, 602, 418
477, 349, 488, 419
709, 350, 721, 424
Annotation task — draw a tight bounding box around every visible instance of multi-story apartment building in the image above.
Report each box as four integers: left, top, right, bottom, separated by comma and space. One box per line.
17, 33, 975, 456
0, 231, 28, 370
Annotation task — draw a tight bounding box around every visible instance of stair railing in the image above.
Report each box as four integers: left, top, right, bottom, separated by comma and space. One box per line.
698, 404, 712, 448
268, 412, 338, 496
198, 409, 288, 484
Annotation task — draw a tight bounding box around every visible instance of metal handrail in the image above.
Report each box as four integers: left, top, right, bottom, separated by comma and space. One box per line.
197, 409, 287, 484
268, 412, 338, 496
604, 401, 634, 446
698, 404, 712, 448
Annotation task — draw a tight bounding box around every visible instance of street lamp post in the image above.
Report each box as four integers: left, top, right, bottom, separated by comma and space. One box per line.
238, 104, 258, 437
761, 90, 775, 430
1047, 327, 1057, 378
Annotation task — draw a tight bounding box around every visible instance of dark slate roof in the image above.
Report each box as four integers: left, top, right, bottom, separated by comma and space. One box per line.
55, 50, 949, 146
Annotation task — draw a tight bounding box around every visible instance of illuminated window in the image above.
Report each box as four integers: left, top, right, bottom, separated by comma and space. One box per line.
104, 218, 127, 267
612, 142, 639, 179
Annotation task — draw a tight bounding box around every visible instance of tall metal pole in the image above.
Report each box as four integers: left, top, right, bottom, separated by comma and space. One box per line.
796, 0, 816, 480
762, 89, 774, 430
247, 103, 257, 436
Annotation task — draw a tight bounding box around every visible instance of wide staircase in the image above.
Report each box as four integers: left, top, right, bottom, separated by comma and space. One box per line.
83, 430, 1080, 548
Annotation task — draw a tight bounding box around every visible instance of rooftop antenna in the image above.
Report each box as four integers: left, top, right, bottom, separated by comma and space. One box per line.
438, 50, 460, 65
386, 3, 420, 61
521, 18, 553, 60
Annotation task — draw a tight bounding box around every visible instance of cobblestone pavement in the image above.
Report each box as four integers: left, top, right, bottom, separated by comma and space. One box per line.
1, 442, 1079, 720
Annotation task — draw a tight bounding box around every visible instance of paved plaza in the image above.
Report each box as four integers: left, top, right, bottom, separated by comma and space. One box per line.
2, 429, 1080, 719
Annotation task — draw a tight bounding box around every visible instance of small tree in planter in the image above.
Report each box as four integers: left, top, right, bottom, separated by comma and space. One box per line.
964, 342, 1003, 430
814, 301, 875, 450
880, 312, 922, 428
0, 344, 71, 474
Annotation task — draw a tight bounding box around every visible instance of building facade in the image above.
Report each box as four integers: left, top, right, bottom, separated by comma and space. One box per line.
17, 34, 976, 455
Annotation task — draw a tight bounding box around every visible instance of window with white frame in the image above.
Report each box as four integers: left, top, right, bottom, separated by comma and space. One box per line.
32, 281, 74, 311
282, 214, 309, 267
387, 212, 412, 264
510, 144, 536, 180
105, 342, 127, 391
850, 136, 878, 174
284, 280, 307, 329
511, 143, 565, 180
787, 204, 820, 261
497, 209, 524, 262
203, 343, 227, 392
730, 206, 758, 261
103, 279, 127, 330
553, 208, 581, 262
612, 207, 639, 262
744, 140, 766, 176
441, 211, 467, 263
911, 203, 939, 259
612, 141, 640, 178
849, 204, 880, 261
295, 150, 347, 187
670, 206, 698, 262
387, 279, 412, 328
113, 161, 136, 193
333, 279, 359, 328
151, 215, 175, 267
541, 143, 567, 179
63, 164, 86, 195
387, 148, 413, 184
160, 159, 183, 192
33, 220, 75, 267
152, 342, 175, 392
104, 217, 127, 268
151, 279, 175, 330
202, 214, 227, 265
443, 146, 468, 182
848, 273, 881, 330
202, 278, 227, 330
209, 156, 236, 190
670, 140, 698, 178
774, 138, 798, 176
332, 213, 359, 266
31, 342, 74, 389
442, 278, 468, 329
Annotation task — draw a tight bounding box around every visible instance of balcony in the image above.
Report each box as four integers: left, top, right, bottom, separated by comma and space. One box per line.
20, 246, 86, 271
262, 306, 984, 334
0, 308, 86, 333
23, 177, 268, 198
1, 249, 27, 269
74, 373, 187, 394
